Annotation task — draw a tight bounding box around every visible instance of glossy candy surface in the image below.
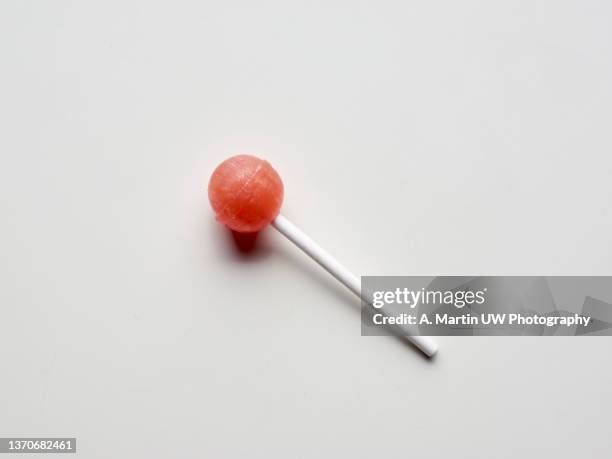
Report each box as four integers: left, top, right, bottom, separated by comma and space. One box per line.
208, 155, 284, 233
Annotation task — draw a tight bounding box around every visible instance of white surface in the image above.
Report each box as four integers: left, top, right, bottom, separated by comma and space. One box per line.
1, 1, 611, 458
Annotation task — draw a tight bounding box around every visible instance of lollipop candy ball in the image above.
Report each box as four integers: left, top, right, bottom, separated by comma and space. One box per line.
208, 155, 284, 233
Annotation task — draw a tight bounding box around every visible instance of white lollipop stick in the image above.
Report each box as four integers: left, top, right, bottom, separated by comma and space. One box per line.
272, 214, 438, 357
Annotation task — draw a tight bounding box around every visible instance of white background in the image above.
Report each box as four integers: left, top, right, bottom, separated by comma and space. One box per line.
1, 1, 611, 457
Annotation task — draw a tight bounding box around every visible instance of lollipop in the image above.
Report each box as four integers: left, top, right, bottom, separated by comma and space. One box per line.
208, 154, 438, 357
208, 155, 283, 233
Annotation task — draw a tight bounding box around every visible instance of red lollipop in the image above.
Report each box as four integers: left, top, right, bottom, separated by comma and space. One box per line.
207, 155, 438, 357
208, 155, 284, 233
